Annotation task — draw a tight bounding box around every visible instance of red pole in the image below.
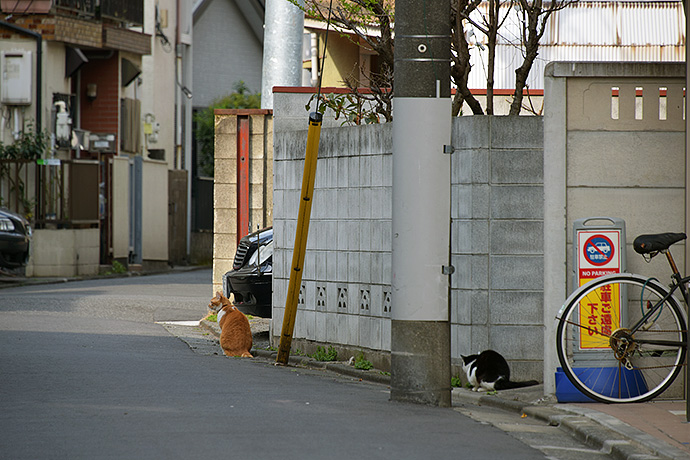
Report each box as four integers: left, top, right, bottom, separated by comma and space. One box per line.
237, 116, 250, 243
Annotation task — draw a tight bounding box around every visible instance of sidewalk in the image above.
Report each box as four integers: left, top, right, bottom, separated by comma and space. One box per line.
451, 385, 688, 460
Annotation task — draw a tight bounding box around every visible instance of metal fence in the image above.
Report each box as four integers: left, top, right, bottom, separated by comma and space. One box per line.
54, 0, 143, 25
0, 159, 99, 229
101, 0, 143, 25
54, 0, 97, 15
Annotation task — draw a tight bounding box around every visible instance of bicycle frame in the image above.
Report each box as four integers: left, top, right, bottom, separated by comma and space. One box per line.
627, 250, 688, 348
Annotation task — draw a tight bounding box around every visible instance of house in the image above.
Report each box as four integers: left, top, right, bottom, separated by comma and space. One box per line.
0, 0, 193, 276
192, 0, 264, 109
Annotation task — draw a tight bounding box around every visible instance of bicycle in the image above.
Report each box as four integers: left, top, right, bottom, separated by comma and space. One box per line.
556, 232, 688, 403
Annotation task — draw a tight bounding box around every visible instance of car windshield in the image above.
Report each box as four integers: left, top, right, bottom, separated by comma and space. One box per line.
248, 240, 273, 266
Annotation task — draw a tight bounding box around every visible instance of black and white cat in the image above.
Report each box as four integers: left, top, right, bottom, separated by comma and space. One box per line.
461, 350, 539, 392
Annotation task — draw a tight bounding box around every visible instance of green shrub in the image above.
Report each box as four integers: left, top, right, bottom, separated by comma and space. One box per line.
194, 81, 260, 177
0, 124, 48, 159
311, 346, 338, 361
354, 353, 373, 370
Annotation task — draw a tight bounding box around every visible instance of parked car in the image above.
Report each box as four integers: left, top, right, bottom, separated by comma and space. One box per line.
0, 208, 31, 269
223, 227, 273, 318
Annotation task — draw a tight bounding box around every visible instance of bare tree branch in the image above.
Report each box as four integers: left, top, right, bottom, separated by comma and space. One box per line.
303, 0, 394, 122
509, 0, 578, 115
451, 0, 484, 115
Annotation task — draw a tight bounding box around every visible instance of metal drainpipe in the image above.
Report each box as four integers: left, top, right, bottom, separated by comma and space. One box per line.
0, 20, 42, 132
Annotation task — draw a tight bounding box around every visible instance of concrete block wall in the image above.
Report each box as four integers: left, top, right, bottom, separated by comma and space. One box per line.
212, 110, 273, 295
450, 116, 544, 381
272, 90, 544, 378
272, 122, 394, 367
27, 228, 100, 277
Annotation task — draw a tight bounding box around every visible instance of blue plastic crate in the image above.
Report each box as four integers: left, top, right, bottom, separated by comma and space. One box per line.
555, 367, 648, 402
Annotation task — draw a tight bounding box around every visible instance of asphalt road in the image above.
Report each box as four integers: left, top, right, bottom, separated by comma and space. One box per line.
0, 269, 552, 459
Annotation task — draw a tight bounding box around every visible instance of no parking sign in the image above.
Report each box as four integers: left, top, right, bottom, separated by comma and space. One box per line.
579, 233, 619, 278
573, 218, 626, 349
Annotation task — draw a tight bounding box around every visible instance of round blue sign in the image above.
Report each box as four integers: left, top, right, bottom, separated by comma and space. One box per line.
583, 235, 615, 266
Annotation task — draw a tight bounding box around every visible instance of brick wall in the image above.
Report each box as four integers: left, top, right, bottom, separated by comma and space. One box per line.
0, 15, 56, 39
103, 27, 150, 55
80, 53, 119, 145
450, 116, 544, 382
0, 14, 147, 51
55, 16, 102, 48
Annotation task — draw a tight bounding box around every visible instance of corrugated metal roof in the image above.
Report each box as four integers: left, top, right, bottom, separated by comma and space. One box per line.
465, 0, 685, 90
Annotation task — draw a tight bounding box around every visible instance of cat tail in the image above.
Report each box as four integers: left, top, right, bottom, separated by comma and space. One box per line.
241, 351, 253, 358
494, 379, 539, 390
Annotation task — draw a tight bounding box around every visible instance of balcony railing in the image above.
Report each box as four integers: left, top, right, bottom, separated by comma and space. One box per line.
101, 0, 143, 25
54, 0, 143, 25
53, 0, 96, 16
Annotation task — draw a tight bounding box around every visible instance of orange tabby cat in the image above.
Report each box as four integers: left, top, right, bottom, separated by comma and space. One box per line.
208, 291, 253, 358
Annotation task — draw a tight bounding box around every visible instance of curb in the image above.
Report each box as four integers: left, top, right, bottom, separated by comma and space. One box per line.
199, 319, 392, 386
0, 265, 209, 289
451, 388, 688, 460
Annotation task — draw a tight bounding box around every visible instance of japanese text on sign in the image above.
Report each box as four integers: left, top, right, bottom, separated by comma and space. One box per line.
576, 229, 622, 349
580, 281, 620, 349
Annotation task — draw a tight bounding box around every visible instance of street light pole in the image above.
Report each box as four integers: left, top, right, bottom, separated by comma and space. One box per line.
390, 0, 453, 406
261, 0, 304, 109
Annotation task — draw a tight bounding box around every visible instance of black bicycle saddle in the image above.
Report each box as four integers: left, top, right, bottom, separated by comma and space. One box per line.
633, 232, 687, 254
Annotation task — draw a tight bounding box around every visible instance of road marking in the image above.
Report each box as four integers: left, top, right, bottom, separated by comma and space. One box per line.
155, 320, 200, 326
533, 445, 601, 454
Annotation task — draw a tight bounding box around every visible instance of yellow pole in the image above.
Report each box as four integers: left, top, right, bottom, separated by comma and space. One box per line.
277, 112, 323, 364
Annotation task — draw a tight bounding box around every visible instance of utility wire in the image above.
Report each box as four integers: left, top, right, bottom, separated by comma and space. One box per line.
313, 0, 334, 114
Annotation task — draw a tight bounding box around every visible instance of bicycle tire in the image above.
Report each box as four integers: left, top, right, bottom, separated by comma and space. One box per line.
556, 273, 687, 403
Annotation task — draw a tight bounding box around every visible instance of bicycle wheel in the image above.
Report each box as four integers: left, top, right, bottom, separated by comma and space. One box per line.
556, 273, 687, 403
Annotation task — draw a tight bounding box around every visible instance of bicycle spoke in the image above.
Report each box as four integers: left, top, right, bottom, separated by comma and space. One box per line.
560, 318, 611, 339
556, 274, 687, 403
